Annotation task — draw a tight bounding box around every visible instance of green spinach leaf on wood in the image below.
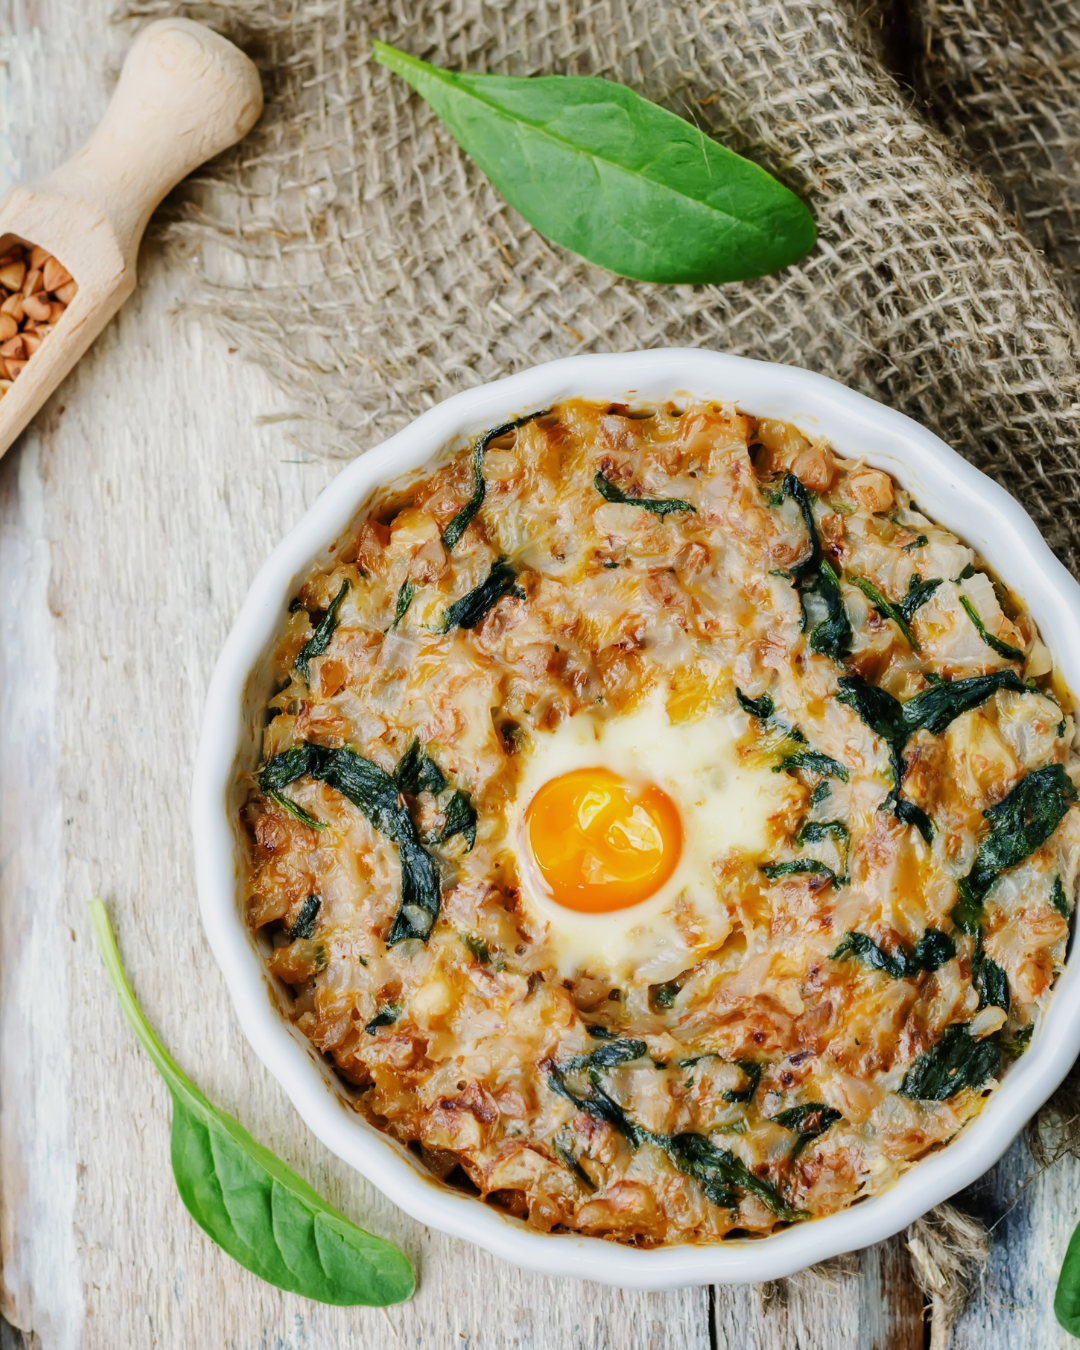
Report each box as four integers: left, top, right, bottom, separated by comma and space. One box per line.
372, 44, 816, 286
90, 901, 414, 1307
1055, 1213, 1080, 1335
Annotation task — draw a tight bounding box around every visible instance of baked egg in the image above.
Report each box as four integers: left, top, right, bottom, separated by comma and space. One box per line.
509, 689, 796, 981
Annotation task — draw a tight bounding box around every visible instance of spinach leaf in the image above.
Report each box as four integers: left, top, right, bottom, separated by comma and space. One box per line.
651, 981, 681, 1010
393, 739, 447, 796
459, 933, 491, 964
723, 1060, 764, 1105
736, 688, 775, 720
90, 901, 414, 1307
260, 744, 443, 944
835, 670, 1029, 840
902, 534, 929, 552
295, 579, 349, 683
737, 686, 849, 784
395, 741, 477, 851
831, 927, 956, 979
546, 1064, 642, 1144
775, 476, 851, 660
659, 1132, 807, 1221
553, 1130, 596, 1191
831, 930, 908, 979
776, 749, 850, 782
796, 820, 849, 847
1003, 1024, 1033, 1061
977, 958, 1010, 1013
585, 1024, 619, 1040
387, 837, 444, 944
897, 574, 943, 622
806, 558, 853, 661
899, 1023, 1001, 1101
258, 744, 327, 831
372, 44, 816, 286
810, 781, 831, 806
288, 895, 321, 941
259, 742, 320, 793
440, 558, 525, 632
760, 860, 836, 882
1052, 874, 1071, 917
1056, 1215, 1080, 1335
849, 573, 918, 649
894, 798, 935, 845
264, 790, 326, 832
958, 594, 1024, 662
441, 410, 549, 549
781, 473, 821, 592
955, 562, 976, 582
951, 763, 1078, 933
835, 675, 906, 759
594, 471, 695, 516
550, 1054, 801, 1218
364, 1003, 402, 1034
389, 581, 416, 630
772, 1103, 842, 1158
900, 669, 1027, 736
912, 929, 957, 973
564, 1038, 648, 1071
436, 789, 478, 851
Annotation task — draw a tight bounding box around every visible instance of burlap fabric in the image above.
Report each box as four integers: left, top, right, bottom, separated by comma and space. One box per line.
119, 0, 1080, 1331
913, 0, 1080, 308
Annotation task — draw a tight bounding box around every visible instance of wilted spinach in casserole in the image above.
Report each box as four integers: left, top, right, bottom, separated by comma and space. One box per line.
239, 399, 1078, 1246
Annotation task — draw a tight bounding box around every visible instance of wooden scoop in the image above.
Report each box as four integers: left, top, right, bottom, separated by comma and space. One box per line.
0, 18, 262, 458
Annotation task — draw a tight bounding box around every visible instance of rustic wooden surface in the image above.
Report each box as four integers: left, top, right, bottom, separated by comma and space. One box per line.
0, 3, 1077, 1347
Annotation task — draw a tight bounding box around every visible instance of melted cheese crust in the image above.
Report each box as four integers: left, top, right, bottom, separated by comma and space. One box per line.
240, 400, 1079, 1245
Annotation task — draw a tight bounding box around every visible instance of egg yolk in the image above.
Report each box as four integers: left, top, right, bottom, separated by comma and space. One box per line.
524, 767, 683, 913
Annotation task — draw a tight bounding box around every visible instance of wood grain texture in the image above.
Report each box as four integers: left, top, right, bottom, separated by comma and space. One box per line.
0, 1, 1069, 1346
0, 17, 261, 459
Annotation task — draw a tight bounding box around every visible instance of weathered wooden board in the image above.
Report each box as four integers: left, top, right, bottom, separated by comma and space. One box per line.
0, 2, 1073, 1347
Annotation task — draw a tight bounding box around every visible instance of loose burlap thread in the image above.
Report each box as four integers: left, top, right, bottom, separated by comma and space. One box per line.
119, 0, 1080, 1338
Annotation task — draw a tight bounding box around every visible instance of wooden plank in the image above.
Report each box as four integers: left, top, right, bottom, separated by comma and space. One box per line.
949, 1134, 1080, 1349
0, 2, 943, 1346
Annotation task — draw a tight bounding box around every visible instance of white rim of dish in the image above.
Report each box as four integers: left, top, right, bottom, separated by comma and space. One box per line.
192, 349, 1080, 1290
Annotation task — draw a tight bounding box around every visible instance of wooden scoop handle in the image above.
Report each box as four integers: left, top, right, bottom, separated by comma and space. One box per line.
33, 18, 262, 268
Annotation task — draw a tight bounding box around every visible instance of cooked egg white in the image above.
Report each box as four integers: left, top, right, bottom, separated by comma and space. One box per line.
507, 690, 795, 982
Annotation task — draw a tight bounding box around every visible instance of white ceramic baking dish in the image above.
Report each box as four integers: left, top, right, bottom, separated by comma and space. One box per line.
192, 349, 1080, 1289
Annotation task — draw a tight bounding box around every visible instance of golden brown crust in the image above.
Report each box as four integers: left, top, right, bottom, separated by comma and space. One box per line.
238, 399, 1078, 1245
